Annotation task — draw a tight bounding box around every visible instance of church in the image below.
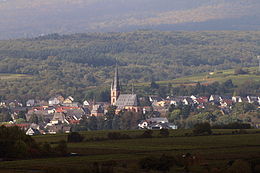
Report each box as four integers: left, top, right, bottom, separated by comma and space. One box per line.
111, 66, 140, 114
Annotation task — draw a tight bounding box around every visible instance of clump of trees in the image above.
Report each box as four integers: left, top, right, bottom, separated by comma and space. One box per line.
139, 154, 176, 172
107, 132, 131, 140
0, 126, 68, 159
193, 122, 212, 135
67, 132, 84, 143
159, 128, 170, 137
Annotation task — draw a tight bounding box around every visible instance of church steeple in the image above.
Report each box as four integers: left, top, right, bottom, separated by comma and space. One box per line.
111, 64, 120, 91
111, 65, 120, 105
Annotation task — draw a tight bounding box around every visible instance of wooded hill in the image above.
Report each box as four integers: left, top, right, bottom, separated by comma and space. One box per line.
0, 31, 259, 101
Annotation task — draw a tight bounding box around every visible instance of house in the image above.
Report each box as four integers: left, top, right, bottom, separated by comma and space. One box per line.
4, 123, 31, 131
138, 118, 176, 130
247, 96, 260, 104
169, 97, 183, 106
190, 95, 197, 100
152, 106, 168, 116
220, 99, 233, 108
26, 99, 35, 107
63, 96, 74, 104
209, 95, 221, 102
51, 112, 69, 124
155, 100, 171, 107
0, 100, 23, 108
195, 97, 208, 104
182, 98, 194, 105
49, 97, 60, 106
83, 100, 91, 106
91, 104, 104, 116
142, 106, 153, 114
149, 96, 163, 103
46, 124, 71, 134
148, 123, 164, 130
65, 108, 85, 120
26, 127, 41, 136
147, 117, 169, 124
138, 120, 149, 129
62, 102, 80, 107
232, 96, 243, 103
48, 95, 64, 106
147, 122, 177, 130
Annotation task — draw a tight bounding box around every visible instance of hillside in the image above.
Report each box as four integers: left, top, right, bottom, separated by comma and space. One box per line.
0, 0, 260, 39
0, 31, 259, 100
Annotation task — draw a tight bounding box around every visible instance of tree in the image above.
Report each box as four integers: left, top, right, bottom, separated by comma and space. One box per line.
168, 109, 181, 122
140, 130, 153, 138
67, 132, 84, 143
89, 116, 98, 130
234, 67, 248, 75
55, 140, 68, 156
193, 122, 212, 135
223, 79, 234, 88
150, 81, 159, 89
159, 129, 169, 137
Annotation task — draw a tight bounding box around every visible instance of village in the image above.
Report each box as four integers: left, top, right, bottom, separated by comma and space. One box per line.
0, 67, 259, 135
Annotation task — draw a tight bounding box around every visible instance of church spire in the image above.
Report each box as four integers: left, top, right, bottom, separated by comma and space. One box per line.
111, 64, 120, 105
112, 64, 120, 91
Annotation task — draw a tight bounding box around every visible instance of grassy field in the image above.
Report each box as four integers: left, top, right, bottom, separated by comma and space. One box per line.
135, 67, 260, 87
0, 74, 31, 80
1, 129, 260, 172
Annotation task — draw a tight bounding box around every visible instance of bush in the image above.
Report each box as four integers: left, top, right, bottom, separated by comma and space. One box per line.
159, 128, 170, 137
55, 140, 68, 156
107, 132, 131, 140
234, 68, 248, 75
139, 154, 175, 172
140, 130, 153, 138
193, 122, 212, 135
212, 123, 251, 129
67, 132, 84, 143
226, 160, 251, 173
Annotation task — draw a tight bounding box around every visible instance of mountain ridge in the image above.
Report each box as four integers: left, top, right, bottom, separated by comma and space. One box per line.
0, 0, 259, 39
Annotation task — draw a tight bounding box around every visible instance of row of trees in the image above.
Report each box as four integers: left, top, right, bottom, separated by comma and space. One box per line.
72, 107, 143, 131
167, 101, 259, 128
0, 126, 67, 159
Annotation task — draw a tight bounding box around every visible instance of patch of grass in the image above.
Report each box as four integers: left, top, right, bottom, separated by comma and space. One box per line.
0, 74, 32, 80
135, 67, 260, 87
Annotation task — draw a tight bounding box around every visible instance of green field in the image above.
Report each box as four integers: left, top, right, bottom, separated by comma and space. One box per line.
1, 129, 260, 172
136, 67, 260, 87
0, 74, 31, 80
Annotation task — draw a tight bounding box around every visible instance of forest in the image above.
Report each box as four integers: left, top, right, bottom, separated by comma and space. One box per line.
0, 31, 259, 101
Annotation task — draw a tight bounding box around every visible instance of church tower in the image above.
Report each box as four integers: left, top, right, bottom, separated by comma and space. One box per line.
111, 65, 120, 105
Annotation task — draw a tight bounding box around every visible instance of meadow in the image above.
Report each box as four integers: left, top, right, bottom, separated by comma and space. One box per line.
0, 129, 260, 172
0, 74, 31, 80
135, 67, 260, 87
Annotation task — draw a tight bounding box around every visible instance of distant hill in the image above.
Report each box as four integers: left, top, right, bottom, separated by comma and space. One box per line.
0, 0, 259, 39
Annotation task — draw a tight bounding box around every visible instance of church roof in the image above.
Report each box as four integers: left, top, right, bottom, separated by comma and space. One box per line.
116, 94, 138, 109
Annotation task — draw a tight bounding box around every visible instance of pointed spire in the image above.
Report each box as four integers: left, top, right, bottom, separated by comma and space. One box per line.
132, 83, 134, 95
112, 63, 120, 91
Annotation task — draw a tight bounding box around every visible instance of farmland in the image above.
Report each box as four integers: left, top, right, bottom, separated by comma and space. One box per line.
0, 129, 260, 172
135, 67, 260, 87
